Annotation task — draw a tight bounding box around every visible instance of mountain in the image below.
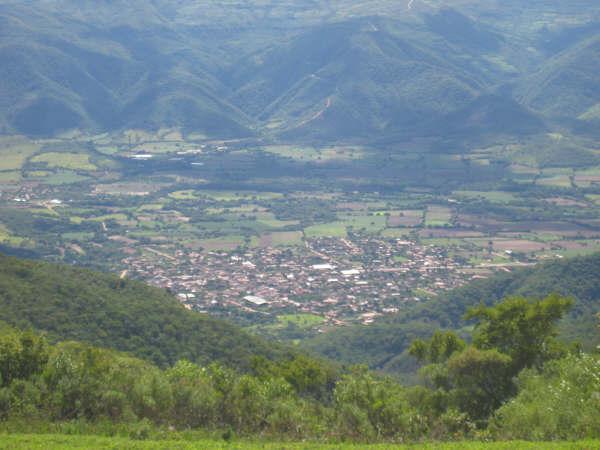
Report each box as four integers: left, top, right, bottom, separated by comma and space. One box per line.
0, 2, 253, 137
304, 252, 600, 377
516, 34, 600, 123
0, 0, 598, 142
0, 252, 292, 369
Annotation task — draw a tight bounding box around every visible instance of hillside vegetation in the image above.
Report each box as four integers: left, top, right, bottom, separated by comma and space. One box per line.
0, 292, 597, 443
0, 253, 290, 369
0, 0, 598, 141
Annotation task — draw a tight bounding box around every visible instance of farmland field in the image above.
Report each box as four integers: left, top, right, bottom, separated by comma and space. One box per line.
31, 152, 97, 171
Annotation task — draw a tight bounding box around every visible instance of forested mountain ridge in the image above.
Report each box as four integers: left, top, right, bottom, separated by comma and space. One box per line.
305, 252, 600, 376
0, 0, 598, 141
0, 252, 294, 370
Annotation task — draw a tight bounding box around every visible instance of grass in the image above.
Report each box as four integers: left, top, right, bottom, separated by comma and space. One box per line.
2, 435, 597, 449
263, 145, 363, 162
169, 190, 199, 200
197, 191, 283, 202
43, 171, 90, 185
537, 176, 572, 188
304, 222, 348, 238
337, 214, 387, 232
453, 191, 517, 203
0, 171, 21, 183
0, 136, 41, 170
0, 224, 26, 246
425, 206, 452, 227
31, 152, 97, 171
197, 236, 246, 251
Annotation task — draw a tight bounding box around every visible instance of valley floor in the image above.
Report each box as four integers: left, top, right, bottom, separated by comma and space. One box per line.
0, 435, 598, 450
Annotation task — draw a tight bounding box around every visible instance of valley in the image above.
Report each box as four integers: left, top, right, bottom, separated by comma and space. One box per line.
1, 130, 600, 341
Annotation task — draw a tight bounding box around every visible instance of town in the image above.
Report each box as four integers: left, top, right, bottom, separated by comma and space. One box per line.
122, 235, 478, 326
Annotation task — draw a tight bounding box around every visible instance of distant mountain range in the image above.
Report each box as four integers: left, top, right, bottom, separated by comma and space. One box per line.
0, 0, 598, 141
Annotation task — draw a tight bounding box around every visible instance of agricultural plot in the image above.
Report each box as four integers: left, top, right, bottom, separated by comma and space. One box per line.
257, 231, 303, 247
169, 190, 199, 200
453, 190, 517, 203
94, 182, 164, 196
31, 153, 97, 171
537, 175, 572, 188
196, 236, 246, 251
42, 171, 90, 185
263, 144, 363, 161
387, 210, 423, 227
337, 214, 387, 232
0, 224, 26, 246
0, 136, 41, 171
197, 190, 283, 201
304, 222, 348, 238
0, 171, 21, 183
254, 212, 299, 229
425, 206, 453, 227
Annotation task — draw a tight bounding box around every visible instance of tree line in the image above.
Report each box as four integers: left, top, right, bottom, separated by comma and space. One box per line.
0, 294, 598, 442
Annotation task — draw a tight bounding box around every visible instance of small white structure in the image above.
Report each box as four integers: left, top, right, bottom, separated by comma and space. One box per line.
312, 263, 334, 270
244, 295, 268, 306
341, 269, 361, 276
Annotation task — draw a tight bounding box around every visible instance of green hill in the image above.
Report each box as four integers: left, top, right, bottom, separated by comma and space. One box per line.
0, 253, 289, 370
516, 35, 600, 121
304, 252, 600, 377
1, 0, 598, 141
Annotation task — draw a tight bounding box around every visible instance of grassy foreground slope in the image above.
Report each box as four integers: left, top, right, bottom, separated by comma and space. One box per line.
305, 252, 600, 374
0, 435, 597, 449
0, 253, 289, 369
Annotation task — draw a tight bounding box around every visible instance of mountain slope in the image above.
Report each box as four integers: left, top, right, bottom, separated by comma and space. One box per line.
516, 34, 600, 121
227, 15, 508, 141
0, 3, 253, 137
304, 252, 600, 376
0, 253, 290, 369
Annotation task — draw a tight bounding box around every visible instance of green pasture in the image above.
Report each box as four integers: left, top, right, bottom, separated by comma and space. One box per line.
337, 214, 387, 232
304, 222, 348, 238
197, 190, 283, 202
0, 136, 41, 170
0, 224, 26, 246
31, 152, 97, 171
537, 176, 572, 188
197, 236, 246, 251
169, 190, 199, 200
381, 228, 412, 238
263, 145, 363, 162
425, 206, 452, 227
43, 171, 90, 185
453, 190, 516, 203
0, 171, 21, 183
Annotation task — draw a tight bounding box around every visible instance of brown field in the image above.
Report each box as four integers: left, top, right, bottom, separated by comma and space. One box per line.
546, 197, 589, 207
387, 210, 423, 227
336, 202, 367, 211
417, 228, 484, 238
550, 240, 596, 250
492, 239, 548, 252
94, 182, 166, 196
258, 231, 303, 247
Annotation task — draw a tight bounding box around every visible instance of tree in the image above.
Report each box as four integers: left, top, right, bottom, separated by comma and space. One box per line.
446, 347, 512, 421
409, 330, 466, 365
465, 294, 574, 375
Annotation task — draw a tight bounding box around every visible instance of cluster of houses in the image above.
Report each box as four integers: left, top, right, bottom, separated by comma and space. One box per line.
122, 235, 470, 326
